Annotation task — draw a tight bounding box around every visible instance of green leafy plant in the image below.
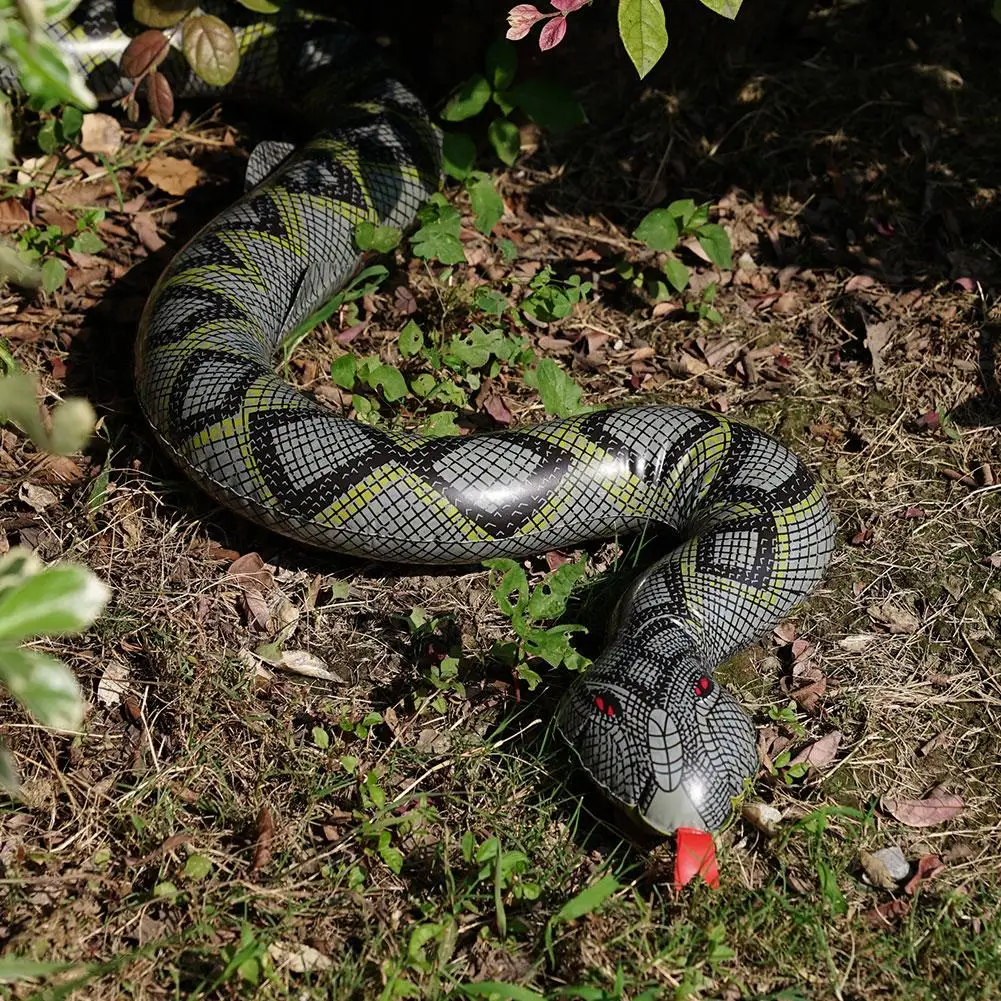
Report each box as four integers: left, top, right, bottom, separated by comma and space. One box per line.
506, 0, 744, 79
484, 556, 591, 689
15, 207, 106, 292
625, 198, 732, 323
0, 372, 106, 788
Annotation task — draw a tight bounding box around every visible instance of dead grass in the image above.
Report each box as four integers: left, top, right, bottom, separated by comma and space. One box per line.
2, 1, 1001, 998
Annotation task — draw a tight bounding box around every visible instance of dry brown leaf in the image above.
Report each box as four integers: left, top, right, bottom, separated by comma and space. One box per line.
80, 113, 124, 157
741, 801, 783, 835
868, 600, 921, 634
228, 552, 273, 593
864, 320, 893, 376
267, 941, 332, 974
790, 730, 842, 770
139, 154, 203, 197
250, 805, 274, 873
278, 649, 345, 683
131, 212, 165, 253
97, 661, 131, 707
19, 482, 59, 512
881, 785, 964, 827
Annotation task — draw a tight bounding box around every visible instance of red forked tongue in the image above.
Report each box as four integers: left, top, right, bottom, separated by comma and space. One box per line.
673, 827, 720, 890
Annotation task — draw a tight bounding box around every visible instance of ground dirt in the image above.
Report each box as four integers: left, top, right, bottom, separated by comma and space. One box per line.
1, 1, 1000, 999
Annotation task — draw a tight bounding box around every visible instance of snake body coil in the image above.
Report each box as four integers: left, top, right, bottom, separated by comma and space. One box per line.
30, 4, 837, 832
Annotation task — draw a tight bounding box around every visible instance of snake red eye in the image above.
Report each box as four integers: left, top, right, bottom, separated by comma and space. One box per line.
693, 676, 713, 698
592, 693, 619, 718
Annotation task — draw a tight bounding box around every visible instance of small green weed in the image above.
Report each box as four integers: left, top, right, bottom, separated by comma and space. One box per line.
485, 556, 591, 689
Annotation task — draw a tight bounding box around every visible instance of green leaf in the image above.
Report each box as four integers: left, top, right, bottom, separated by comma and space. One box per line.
442, 131, 476, 181
411, 225, 465, 265
312, 725, 329, 749
3, 19, 96, 110
398, 320, 424, 357
410, 373, 436, 398
545, 873, 620, 960
662, 254, 689, 293
531, 358, 585, 418
442, 75, 492, 122
234, 0, 282, 11
487, 118, 520, 167
183, 853, 212, 880
133, 0, 196, 28
467, 174, 504, 236
354, 221, 401, 253
40, 256, 65, 292
695, 223, 733, 270
484, 558, 528, 617
419, 411, 461, 438
526, 560, 588, 619
506, 80, 586, 133
60, 104, 83, 139
0, 561, 109, 641
0, 743, 18, 791
668, 198, 699, 229
485, 40, 517, 91
366, 365, 407, 403
0, 646, 84, 730
617, 0, 669, 79
697, 0, 743, 18
633, 208, 679, 252
182, 14, 239, 87
473, 288, 508, 316
71, 229, 105, 255
330, 355, 356, 389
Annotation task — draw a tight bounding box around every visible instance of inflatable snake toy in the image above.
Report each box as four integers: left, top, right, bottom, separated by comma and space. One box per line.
12, 3, 837, 834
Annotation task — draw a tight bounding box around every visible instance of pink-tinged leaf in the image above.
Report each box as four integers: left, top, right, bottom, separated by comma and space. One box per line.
790, 730, 842, 770
954, 276, 976, 292
903, 854, 945, 895
866, 898, 911, 927
506, 3, 545, 40
881, 785, 965, 828
538, 14, 567, 49
674, 828, 719, 890
481, 392, 514, 425
551, 0, 589, 11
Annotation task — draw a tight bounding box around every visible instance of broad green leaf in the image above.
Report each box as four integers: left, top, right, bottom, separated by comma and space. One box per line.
531, 358, 585, 418
182, 15, 239, 88
697, 0, 743, 19
133, 0, 195, 28
507, 80, 586, 133
411, 223, 465, 264
182, 853, 212, 880
442, 75, 492, 122
0, 562, 109, 641
48, 397, 98, 454
40, 256, 66, 293
473, 288, 508, 316
367, 365, 407, 403
42, 0, 85, 24
617, 0, 668, 79
695, 222, 733, 270
419, 411, 461, 437
441, 131, 476, 180
526, 560, 588, 619
398, 320, 424, 357
330, 356, 355, 391
662, 254, 689, 293
467, 174, 504, 236
487, 118, 520, 167
354, 221, 401, 253
0, 646, 84, 730
633, 207, 679, 252
485, 40, 517, 91
0, 243, 42, 290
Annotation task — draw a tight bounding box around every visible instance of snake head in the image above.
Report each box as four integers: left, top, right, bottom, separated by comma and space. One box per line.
556, 634, 758, 834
